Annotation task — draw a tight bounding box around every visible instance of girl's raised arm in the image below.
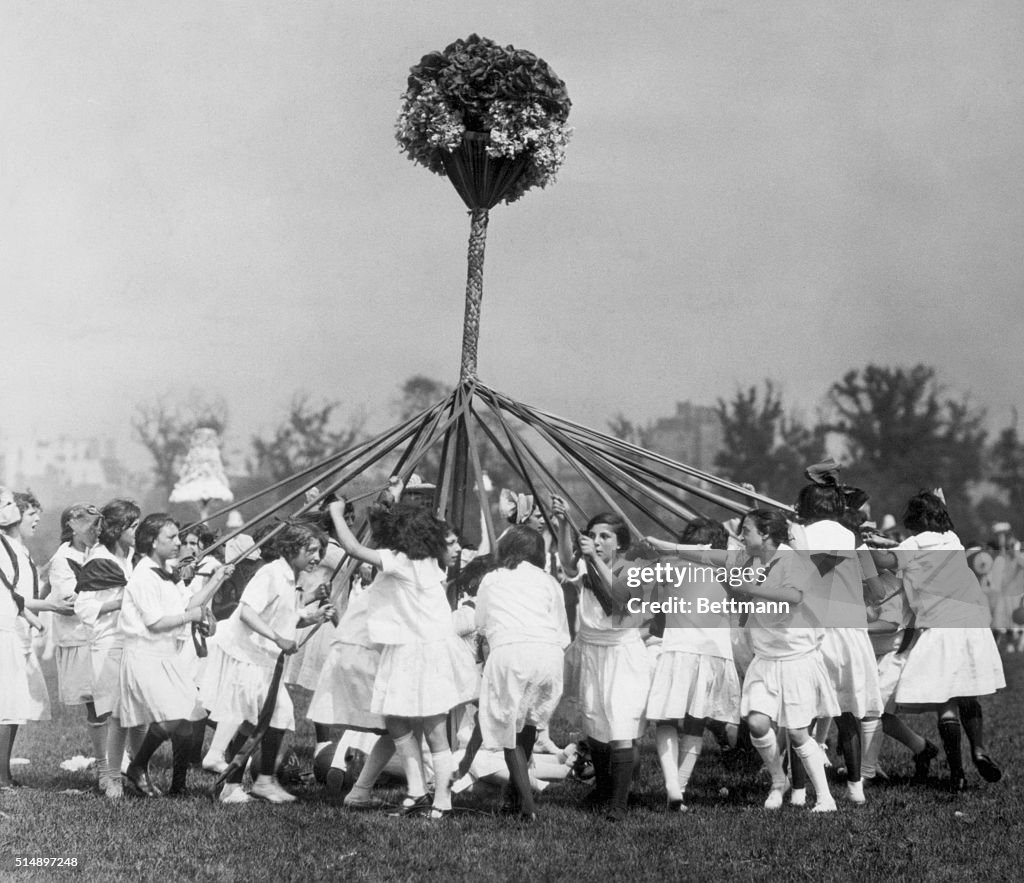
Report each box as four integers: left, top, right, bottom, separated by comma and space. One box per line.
328, 500, 383, 568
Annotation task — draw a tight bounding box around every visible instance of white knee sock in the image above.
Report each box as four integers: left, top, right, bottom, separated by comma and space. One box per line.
205, 717, 242, 762
348, 737, 395, 801
794, 739, 835, 808
430, 750, 454, 811
860, 718, 883, 779
393, 732, 426, 797
751, 731, 786, 786
88, 720, 107, 769
677, 735, 703, 794
655, 725, 682, 801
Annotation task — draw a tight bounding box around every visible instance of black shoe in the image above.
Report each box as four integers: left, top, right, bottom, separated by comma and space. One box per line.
972, 751, 1002, 783
324, 767, 354, 798
579, 787, 609, 811
387, 793, 432, 817
949, 769, 968, 793
911, 741, 938, 785
124, 765, 163, 798
604, 804, 627, 822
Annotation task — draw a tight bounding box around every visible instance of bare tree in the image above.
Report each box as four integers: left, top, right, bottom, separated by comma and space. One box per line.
132, 393, 228, 495
250, 394, 366, 484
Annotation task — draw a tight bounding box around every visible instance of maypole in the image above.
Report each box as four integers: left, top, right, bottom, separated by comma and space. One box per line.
396, 34, 573, 537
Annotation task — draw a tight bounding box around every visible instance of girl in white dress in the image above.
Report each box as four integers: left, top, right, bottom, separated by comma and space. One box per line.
475, 525, 570, 820
738, 509, 841, 812
790, 480, 882, 806
555, 502, 648, 822
74, 498, 140, 798
645, 517, 740, 813
45, 504, 102, 768
871, 491, 1005, 791
0, 487, 46, 790
1, 494, 52, 738
329, 489, 478, 821
118, 514, 233, 797
205, 522, 334, 804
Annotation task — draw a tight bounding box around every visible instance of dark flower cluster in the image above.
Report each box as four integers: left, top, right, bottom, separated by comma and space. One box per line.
406, 34, 571, 130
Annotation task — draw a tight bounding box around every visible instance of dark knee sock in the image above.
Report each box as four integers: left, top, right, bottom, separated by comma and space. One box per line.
588, 740, 612, 798
517, 725, 537, 763
225, 730, 249, 785
608, 746, 635, 812
938, 718, 964, 775
260, 728, 284, 778
170, 721, 192, 792
790, 743, 808, 789
957, 698, 985, 754
504, 745, 536, 815
837, 714, 862, 783
0, 724, 16, 783
132, 723, 170, 770
314, 723, 331, 744
189, 718, 207, 765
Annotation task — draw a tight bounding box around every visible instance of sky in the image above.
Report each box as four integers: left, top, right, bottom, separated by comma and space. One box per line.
3, 1, 1023, 472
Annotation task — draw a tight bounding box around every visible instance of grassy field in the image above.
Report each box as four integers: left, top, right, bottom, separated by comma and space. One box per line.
2, 654, 1022, 882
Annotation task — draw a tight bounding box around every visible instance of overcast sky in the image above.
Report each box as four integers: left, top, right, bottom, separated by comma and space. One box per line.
3, 1, 1023, 470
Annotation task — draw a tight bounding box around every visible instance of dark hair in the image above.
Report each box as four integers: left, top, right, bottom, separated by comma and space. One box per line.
585, 512, 630, 552
253, 523, 280, 561
14, 491, 41, 515
368, 502, 448, 561
497, 525, 546, 570
838, 507, 866, 536
136, 513, 179, 556
795, 484, 845, 522
902, 491, 955, 534
740, 509, 791, 546
181, 524, 219, 561
273, 522, 327, 563
99, 499, 141, 550
448, 553, 498, 597
679, 517, 729, 550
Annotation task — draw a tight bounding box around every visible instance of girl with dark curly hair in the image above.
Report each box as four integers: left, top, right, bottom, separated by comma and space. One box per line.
328, 481, 478, 821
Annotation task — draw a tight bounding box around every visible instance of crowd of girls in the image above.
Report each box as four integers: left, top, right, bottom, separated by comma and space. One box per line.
0, 466, 1008, 823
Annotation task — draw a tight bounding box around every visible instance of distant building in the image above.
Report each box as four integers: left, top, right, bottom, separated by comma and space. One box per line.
0, 435, 124, 489
551, 401, 727, 529
646, 402, 724, 473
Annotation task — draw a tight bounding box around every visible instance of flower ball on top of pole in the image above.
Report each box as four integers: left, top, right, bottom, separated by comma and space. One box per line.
395, 34, 572, 540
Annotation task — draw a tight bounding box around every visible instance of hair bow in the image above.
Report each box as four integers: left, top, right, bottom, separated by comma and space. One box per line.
805, 457, 842, 486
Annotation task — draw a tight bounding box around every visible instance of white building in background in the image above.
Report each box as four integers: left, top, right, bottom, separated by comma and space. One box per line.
0, 434, 120, 488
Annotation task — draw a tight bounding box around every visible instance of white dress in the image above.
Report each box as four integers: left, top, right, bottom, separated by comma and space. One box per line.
307, 582, 386, 733
739, 546, 840, 729
202, 558, 301, 731
791, 521, 883, 719
368, 550, 478, 718
0, 579, 33, 724
892, 532, 1005, 705
1, 536, 50, 721
475, 563, 570, 749
564, 562, 650, 743
74, 545, 133, 717
47, 542, 93, 706
645, 563, 740, 724
117, 558, 203, 726
286, 541, 349, 690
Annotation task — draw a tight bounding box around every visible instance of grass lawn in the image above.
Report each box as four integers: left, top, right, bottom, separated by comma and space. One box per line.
2, 653, 1022, 882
